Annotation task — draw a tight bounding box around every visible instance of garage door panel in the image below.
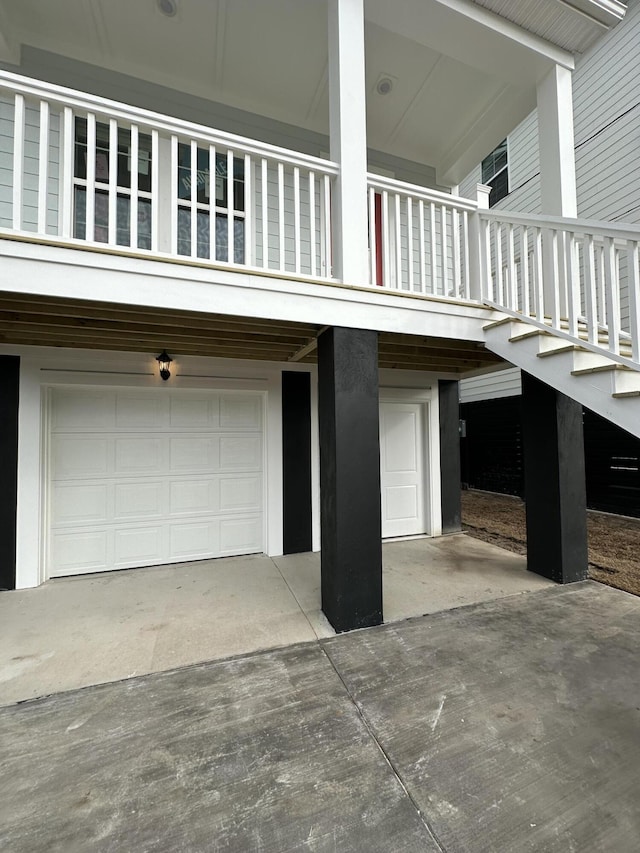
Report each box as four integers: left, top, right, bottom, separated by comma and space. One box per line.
115, 437, 164, 475
52, 483, 109, 525
220, 516, 262, 554
169, 479, 217, 515
220, 435, 261, 470
170, 436, 218, 472
116, 394, 168, 429
53, 436, 110, 478
220, 395, 262, 429
169, 396, 216, 428
114, 481, 164, 520
52, 390, 116, 430
51, 530, 109, 575
220, 475, 262, 511
114, 526, 164, 564
169, 520, 217, 560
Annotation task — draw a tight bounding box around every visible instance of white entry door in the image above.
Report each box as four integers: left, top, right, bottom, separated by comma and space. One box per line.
380, 401, 425, 538
48, 387, 264, 577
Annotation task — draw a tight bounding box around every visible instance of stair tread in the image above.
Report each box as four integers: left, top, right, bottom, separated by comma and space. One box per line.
612, 390, 640, 398
572, 364, 635, 376
537, 344, 579, 358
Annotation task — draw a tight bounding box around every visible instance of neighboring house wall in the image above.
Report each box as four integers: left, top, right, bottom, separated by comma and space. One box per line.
461, 0, 640, 401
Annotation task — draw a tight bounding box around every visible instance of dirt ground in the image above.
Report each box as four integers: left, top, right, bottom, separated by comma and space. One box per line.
461, 490, 640, 597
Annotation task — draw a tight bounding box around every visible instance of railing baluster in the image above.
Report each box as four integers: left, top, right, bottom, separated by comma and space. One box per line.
441, 204, 448, 296
151, 130, 159, 252
278, 162, 285, 271
583, 234, 598, 345
394, 193, 402, 289
462, 210, 470, 300
86, 112, 96, 241
61, 106, 74, 238
418, 200, 426, 295
130, 124, 139, 250
520, 226, 530, 317
209, 144, 216, 261
429, 202, 436, 295
12, 93, 24, 230
407, 197, 414, 293
108, 119, 118, 246
597, 243, 606, 328
309, 171, 316, 277
627, 241, 640, 363
190, 139, 197, 258
323, 173, 331, 277
244, 153, 252, 266
534, 227, 544, 321
293, 165, 301, 275
37, 100, 50, 235
604, 236, 620, 355
170, 134, 178, 254
227, 148, 234, 264
452, 208, 461, 299
506, 223, 516, 310
566, 232, 579, 338
368, 186, 376, 286
261, 157, 268, 269
480, 215, 491, 301
383, 190, 390, 289
495, 222, 503, 305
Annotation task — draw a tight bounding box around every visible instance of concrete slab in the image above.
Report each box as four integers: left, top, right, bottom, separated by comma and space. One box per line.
1, 581, 638, 852
0, 536, 552, 706
322, 581, 640, 852
0, 644, 437, 853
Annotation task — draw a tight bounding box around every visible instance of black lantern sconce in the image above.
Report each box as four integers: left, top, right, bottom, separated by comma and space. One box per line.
156, 350, 173, 381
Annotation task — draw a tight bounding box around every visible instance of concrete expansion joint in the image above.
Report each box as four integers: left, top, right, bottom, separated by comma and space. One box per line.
319, 643, 449, 853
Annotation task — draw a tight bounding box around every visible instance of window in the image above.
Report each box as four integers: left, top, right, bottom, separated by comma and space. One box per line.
176, 144, 245, 262
482, 139, 509, 207
73, 118, 153, 249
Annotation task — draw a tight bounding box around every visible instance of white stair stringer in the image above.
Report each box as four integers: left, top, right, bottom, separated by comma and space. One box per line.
483, 318, 640, 439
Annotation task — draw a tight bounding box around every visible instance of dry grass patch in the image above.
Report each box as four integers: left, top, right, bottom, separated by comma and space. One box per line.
461, 490, 640, 597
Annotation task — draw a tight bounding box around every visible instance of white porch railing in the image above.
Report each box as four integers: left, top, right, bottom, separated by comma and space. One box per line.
479, 209, 640, 368
0, 70, 337, 280
367, 174, 477, 300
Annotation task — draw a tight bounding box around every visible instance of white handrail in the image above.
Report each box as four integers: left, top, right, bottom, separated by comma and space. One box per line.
0, 71, 337, 282
479, 208, 640, 369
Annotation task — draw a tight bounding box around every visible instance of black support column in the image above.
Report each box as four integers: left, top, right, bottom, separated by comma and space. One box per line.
0, 355, 19, 591
521, 371, 588, 582
318, 327, 382, 632
282, 371, 312, 555
439, 379, 462, 534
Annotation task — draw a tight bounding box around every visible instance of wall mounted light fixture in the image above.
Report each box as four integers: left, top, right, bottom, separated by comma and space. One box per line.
156, 350, 173, 380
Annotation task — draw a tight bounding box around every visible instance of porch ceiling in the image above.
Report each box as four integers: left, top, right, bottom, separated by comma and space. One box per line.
0, 293, 504, 374
0, 0, 625, 185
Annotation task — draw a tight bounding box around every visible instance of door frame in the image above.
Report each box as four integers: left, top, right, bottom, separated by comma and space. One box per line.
379, 387, 439, 538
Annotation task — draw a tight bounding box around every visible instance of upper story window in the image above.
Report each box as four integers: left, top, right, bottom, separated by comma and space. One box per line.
73, 118, 153, 249
482, 139, 509, 207
176, 144, 245, 262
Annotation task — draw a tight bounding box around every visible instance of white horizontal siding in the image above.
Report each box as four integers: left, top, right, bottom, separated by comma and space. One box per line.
459, 368, 522, 402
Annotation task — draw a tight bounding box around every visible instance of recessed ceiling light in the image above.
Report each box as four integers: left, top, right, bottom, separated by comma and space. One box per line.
376, 77, 394, 96
157, 0, 177, 17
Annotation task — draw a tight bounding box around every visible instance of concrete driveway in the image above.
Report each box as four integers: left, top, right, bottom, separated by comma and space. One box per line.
1, 581, 639, 852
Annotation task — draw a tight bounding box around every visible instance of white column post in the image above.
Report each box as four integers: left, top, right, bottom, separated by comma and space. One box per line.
328, 0, 369, 285
469, 183, 491, 301
537, 64, 577, 319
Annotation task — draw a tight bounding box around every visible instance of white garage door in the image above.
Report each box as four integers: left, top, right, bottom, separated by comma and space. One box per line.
48, 388, 264, 577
